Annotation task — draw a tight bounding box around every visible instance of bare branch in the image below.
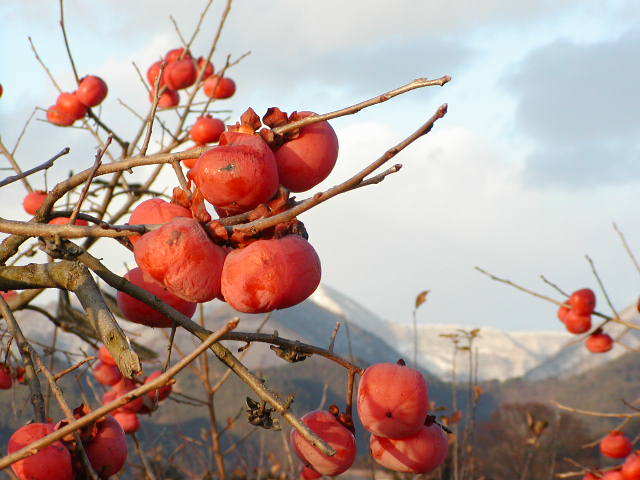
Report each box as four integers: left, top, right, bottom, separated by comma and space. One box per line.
272, 76, 451, 135
72, 265, 140, 378
0, 147, 70, 189
28, 37, 63, 92
553, 400, 640, 418
58, 0, 80, 84
140, 63, 167, 156
585, 254, 622, 322
11, 108, 38, 156
0, 137, 33, 192
0, 296, 45, 422
69, 136, 113, 225
613, 222, 640, 276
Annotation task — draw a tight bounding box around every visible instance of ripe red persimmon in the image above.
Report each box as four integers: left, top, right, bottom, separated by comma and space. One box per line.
98, 345, 116, 366
203, 75, 236, 99
557, 304, 570, 323
128, 198, 192, 245
300, 467, 321, 480
165, 47, 191, 63
150, 88, 180, 109
164, 58, 197, 90
145, 370, 172, 401
189, 132, 278, 214
370, 424, 449, 474
93, 360, 122, 386
0, 364, 12, 389
603, 472, 625, 480
290, 410, 356, 476
76, 75, 108, 107
103, 378, 145, 413
15, 367, 25, 384
113, 412, 140, 434
582, 473, 600, 480
147, 60, 164, 87
48, 217, 89, 226
586, 332, 613, 353
84, 416, 128, 477
564, 310, 592, 334
47, 104, 76, 126
56, 92, 87, 120
117, 267, 197, 328
190, 115, 225, 144
134, 217, 227, 303
623, 452, 640, 480
221, 235, 322, 313
569, 288, 596, 315
197, 57, 214, 79
8, 423, 74, 480
601, 430, 633, 459
275, 111, 339, 192
182, 145, 205, 169
22, 190, 47, 215
357, 361, 429, 438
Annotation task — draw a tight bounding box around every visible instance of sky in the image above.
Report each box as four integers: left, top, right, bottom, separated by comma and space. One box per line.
0, 0, 639, 332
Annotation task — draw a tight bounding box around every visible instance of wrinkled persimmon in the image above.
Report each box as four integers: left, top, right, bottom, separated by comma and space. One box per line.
134, 217, 227, 302
221, 235, 321, 313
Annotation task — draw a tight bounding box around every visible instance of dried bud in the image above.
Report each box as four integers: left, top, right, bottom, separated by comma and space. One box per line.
240, 108, 262, 132
262, 107, 289, 128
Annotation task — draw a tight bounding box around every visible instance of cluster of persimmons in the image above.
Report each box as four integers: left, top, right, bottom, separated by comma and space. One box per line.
3, 34, 452, 478
557, 288, 614, 354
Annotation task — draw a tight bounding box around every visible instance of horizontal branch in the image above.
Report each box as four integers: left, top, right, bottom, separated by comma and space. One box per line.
222, 332, 361, 372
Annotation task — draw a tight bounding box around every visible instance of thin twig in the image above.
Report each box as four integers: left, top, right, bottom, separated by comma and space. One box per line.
0, 147, 70, 189
0, 138, 33, 192
328, 322, 341, 352
132, 433, 158, 480
186, 0, 214, 48
28, 37, 62, 92
69, 137, 112, 224
54, 356, 96, 380
140, 63, 167, 156
272, 76, 451, 135
553, 400, 640, 418
613, 222, 640, 276
169, 15, 189, 48
585, 255, 622, 322
11, 108, 38, 156
540, 275, 570, 298
58, 0, 80, 84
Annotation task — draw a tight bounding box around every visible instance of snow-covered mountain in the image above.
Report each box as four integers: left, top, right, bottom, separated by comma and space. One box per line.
386, 322, 571, 382
385, 302, 640, 381
12, 284, 639, 383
